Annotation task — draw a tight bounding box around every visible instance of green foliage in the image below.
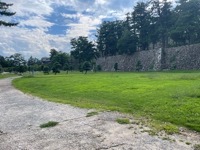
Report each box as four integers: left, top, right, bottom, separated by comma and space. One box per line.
13, 72, 200, 132
70, 36, 97, 63
96, 65, 102, 71
86, 111, 98, 117
43, 66, 50, 74
0, 65, 3, 73
52, 62, 61, 75
63, 63, 70, 74
40, 121, 59, 128
96, 21, 123, 56
136, 61, 142, 71
116, 118, 130, 124
194, 144, 200, 150
0, 2, 18, 26
117, 29, 137, 54
114, 63, 118, 71
82, 61, 91, 74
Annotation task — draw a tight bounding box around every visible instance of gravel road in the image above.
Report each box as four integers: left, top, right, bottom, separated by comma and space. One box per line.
0, 77, 199, 150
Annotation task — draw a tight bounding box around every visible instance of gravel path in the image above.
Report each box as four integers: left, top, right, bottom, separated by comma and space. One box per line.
0, 77, 199, 150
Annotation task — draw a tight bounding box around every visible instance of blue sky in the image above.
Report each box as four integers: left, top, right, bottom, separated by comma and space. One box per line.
0, 0, 140, 59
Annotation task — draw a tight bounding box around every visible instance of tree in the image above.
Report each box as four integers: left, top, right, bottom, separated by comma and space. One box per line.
0, 55, 6, 67
132, 2, 151, 50
63, 63, 70, 74
82, 61, 91, 74
0, 1, 18, 27
0, 64, 3, 73
151, 0, 173, 49
27, 56, 41, 75
117, 29, 138, 54
8, 53, 26, 73
70, 36, 98, 63
170, 0, 200, 45
52, 62, 61, 75
96, 21, 123, 56
114, 63, 118, 71
43, 66, 50, 74
50, 49, 58, 60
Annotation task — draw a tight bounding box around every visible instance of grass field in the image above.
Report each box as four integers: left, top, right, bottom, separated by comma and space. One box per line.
0, 73, 16, 79
13, 71, 200, 132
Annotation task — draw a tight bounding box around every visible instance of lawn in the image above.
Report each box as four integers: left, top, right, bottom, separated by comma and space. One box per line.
0, 73, 16, 79
13, 71, 200, 132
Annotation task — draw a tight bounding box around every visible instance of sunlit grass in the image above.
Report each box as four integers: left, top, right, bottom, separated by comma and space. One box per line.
13, 71, 200, 132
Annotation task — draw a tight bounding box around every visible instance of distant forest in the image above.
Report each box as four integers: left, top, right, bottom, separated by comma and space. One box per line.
0, 0, 200, 74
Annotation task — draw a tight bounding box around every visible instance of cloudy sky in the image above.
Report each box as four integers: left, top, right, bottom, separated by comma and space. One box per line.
0, 0, 140, 59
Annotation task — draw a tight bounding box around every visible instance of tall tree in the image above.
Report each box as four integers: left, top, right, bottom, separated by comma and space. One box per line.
96, 21, 123, 56
70, 36, 98, 63
117, 29, 138, 54
151, 0, 173, 49
170, 0, 200, 45
132, 2, 151, 50
0, 1, 18, 26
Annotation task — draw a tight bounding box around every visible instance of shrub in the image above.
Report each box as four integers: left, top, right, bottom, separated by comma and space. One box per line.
114, 63, 118, 71
43, 66, 50, 74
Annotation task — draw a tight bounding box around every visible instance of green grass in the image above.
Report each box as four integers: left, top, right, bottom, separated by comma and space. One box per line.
0, 73, 16, 79
40, 121, 59, 128
194, 144, 200, 150
116, 118, 130, 124
86, 111, 98, 117
13, 71, 200, 132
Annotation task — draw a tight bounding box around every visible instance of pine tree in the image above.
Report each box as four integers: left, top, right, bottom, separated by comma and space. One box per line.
0, 1, 18, 27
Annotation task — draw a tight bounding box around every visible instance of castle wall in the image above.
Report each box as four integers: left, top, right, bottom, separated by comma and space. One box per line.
96, 44, 200, 71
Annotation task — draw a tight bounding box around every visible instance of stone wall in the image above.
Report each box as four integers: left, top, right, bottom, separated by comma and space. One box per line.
96, 43, 200, 71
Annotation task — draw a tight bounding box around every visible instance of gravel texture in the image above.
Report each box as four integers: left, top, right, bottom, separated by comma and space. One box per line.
0, 77, 199, 150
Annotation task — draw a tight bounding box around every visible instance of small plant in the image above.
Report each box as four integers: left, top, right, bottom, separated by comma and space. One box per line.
185, 142, 191, 145
40, 121, 59, 128
86, 111, 98, 117
116, 118, 130, 124
136, 60, 142, 71
194, 144, 200, 150
114, 63, 118, 71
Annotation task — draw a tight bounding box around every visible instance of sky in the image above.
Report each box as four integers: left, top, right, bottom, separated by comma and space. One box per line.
0, 0, 141, 59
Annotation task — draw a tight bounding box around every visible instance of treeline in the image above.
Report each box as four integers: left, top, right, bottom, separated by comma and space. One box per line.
0, 50, 72, 74
70, 0, 200, 64
0, 49, 101, 74
96, 0, 200, 56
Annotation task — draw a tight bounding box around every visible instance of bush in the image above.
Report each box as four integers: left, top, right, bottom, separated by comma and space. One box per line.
96, 65, 102, 71
114, 63, 118, 71
136, 60, 142, 71
43, 66, 50, 74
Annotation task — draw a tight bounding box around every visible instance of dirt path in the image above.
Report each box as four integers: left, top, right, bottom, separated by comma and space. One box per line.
0, 77, 199, 150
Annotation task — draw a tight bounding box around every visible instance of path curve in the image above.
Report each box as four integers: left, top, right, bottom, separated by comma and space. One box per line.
0, 77, 199, 150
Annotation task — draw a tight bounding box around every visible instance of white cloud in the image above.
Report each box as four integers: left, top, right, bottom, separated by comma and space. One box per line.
1, 0, 141, 59
66, 14, 102, 39
19, 16, 54, 29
